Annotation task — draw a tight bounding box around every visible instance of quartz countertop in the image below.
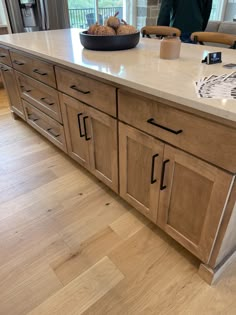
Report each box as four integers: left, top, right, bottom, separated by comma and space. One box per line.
0, 28, 236, 122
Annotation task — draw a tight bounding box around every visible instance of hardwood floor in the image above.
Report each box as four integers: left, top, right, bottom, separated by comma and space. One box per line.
0, 87, 236, 315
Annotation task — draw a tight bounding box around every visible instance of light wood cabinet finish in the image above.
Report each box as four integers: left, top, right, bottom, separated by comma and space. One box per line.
55, 66, 116, 117
119, 122, 164, 222
60, 94, 90, 170
16, 72, 62, 123
118, 90, 236, 173
61, 93, 118, 192
158, 145, 233, 263
86, 105, 118, 193
23, 100, 67, 152
0, 46, 11, 66
10, 50, 56, 88
0, 64, 25, 120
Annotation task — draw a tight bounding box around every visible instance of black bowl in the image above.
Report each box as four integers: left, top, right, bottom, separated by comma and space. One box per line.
79, 31, 140, 51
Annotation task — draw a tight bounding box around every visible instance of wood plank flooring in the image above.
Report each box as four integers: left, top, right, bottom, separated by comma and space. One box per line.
0, 87, 236, 315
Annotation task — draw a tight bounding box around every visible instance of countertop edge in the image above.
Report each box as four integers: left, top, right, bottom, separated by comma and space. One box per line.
1, 39, 236, 124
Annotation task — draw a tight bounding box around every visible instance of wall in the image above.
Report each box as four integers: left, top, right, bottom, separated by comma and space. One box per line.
136, 0, 161, 29
224, 1, 236, 21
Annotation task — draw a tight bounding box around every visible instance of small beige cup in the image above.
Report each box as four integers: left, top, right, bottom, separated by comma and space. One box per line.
160, 36, 181, 60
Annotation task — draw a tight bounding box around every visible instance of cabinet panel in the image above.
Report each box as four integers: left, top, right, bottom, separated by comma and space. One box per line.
10, 50, 56, 88
23, 100, 67, 152
16, 72, 62, 123
86, 106, 118, 192
158, 145, 233, 263
61, 93, 119, 191
60, 94, 90, 169
0, 64, 25, 120
55, 66, 116, 117
119, 122, 164, 222
118, 89, 236, 173
0, 46, 11, 66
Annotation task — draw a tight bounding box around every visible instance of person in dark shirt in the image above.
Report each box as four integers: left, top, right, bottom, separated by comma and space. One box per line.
157, 0, 213, 43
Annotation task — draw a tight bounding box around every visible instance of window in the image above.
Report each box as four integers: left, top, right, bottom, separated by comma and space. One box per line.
0, 0, 7, 25
68, 0, 126, 29
210, 0, 226, 21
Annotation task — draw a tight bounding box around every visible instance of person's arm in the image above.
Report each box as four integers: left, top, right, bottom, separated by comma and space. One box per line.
157, 0, 173, 26
202, 0, 213, 30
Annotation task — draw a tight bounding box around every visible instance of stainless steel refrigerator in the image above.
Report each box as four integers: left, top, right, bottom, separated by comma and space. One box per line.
4, 0, 70, 33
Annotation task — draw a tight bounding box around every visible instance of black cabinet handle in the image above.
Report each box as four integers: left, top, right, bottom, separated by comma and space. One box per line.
160, 159, 170, 190
0, 54, 6, 58
77, 113, 85, 137
70, 85, 90, 95
40, 97, 54, 106
150, 154, 159, 184
83, 116, 91, 141
28, 114, 39, 122
147, 118, 183, 135
47, 128, 60, 138
33, 68, 47, 76
0, 66, 9, 72
13, 60, 25, 66
20, 85, 31, 93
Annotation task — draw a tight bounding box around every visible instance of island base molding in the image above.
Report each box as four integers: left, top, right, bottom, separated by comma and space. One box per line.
11, 110, 19, 120
199, 251, 236, 285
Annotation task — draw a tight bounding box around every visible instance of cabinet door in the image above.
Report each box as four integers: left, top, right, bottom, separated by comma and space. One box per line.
85, 105, 118, 193
0, 64, 25, 120
158, 145, 233, 263
60, 94, 89, 169
119, 122, 164, 223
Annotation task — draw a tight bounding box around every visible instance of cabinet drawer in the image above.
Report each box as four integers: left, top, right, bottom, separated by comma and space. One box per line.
10, 50, 56, 88
55, 66, 116, 117
118, 90, 236, 173
0, 46, 11, 66
16, 72, 62, 123
0, 64, 25, 120
23, 100, 67, 152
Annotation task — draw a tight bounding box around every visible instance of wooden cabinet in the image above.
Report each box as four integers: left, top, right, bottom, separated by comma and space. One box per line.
0, 64, 25, 120
158, 145, 233, 263
119, 122, 164, 222
118, 90, 236, 173
55, 66, 117, 117
61, 93, 118, 192
60, 94, 90, 169
10, 50, 56, 88
86, 105, 118, 192
0, 46, 12, 66
23, 100, 67, 152
119, 122, 233, 261
16, 72, 62, 123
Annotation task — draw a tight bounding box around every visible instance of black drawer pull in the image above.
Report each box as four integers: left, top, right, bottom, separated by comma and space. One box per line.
28, 114, 39, 122
151, 154, 159, 184
77, 113, 85, 137
40, 97, 54, 106
0, 66, 9, 72
20, 85, 32, 93
33, 69, 47, 76
70, 85, 90, 95
0, 54, 6, 58
83, 116, 91, 141
13, 60, 25, 66
160, 159, 169, 190
147, 118, 183, 135
47, 128, 60, 138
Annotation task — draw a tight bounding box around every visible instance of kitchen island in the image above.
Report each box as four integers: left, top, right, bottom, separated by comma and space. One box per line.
0, 29, 235, 284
